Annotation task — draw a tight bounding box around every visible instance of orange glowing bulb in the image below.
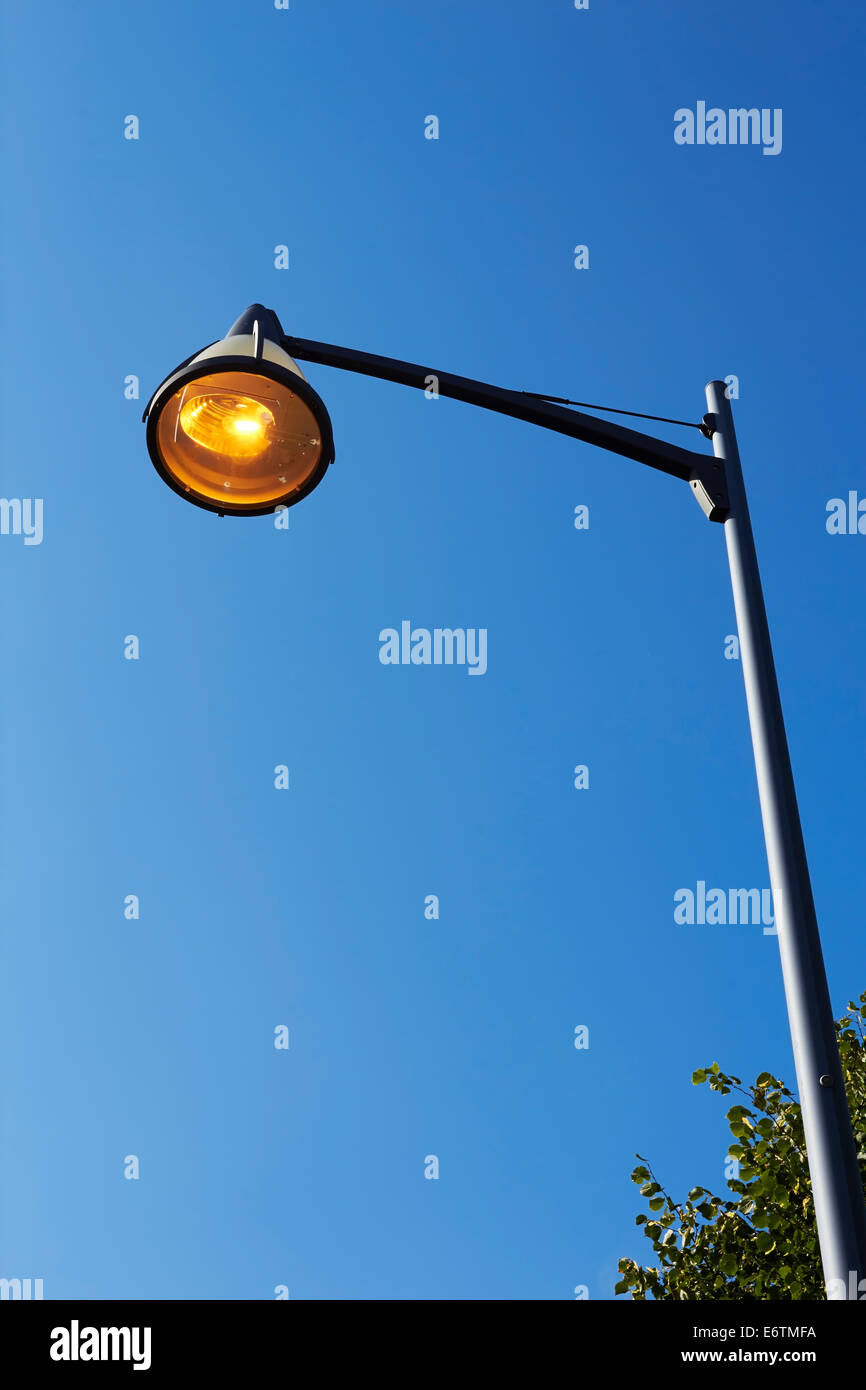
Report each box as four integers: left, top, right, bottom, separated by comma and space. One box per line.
179, 393, 275, 459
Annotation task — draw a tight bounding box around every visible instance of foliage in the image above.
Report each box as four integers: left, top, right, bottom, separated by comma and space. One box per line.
615, 992, 866, 1299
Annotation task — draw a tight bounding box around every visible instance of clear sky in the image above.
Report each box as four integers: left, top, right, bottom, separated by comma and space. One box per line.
1, 0, 863, 1300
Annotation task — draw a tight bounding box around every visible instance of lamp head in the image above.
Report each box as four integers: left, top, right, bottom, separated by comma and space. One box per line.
143, 305, 334, 516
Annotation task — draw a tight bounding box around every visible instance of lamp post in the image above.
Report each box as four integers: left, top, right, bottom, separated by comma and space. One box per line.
143, 303, 866, 1298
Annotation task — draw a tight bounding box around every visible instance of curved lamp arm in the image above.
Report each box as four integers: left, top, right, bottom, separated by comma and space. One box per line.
227, 305, 729, 521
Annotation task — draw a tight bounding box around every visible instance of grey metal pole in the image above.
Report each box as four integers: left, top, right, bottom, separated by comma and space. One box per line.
706, 380, 866, 1299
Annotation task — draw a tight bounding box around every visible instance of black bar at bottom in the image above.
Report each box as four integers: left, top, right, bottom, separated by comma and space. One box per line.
2, 1296, 859, 1376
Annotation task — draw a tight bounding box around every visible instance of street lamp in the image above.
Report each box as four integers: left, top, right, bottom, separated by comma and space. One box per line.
144, 302, 866, 1298
143, 307, 334, 515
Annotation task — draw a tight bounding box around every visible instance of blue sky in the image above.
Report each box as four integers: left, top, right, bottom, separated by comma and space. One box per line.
1, 0, 863, 1299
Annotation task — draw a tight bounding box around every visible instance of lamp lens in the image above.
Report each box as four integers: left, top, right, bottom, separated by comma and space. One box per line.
155, 369, 324, 510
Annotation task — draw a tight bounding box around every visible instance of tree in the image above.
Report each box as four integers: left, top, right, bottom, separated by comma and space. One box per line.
615, 992, 866, 1299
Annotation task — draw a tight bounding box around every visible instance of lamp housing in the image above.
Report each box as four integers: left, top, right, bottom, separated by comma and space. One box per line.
143, 306, 334, 517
